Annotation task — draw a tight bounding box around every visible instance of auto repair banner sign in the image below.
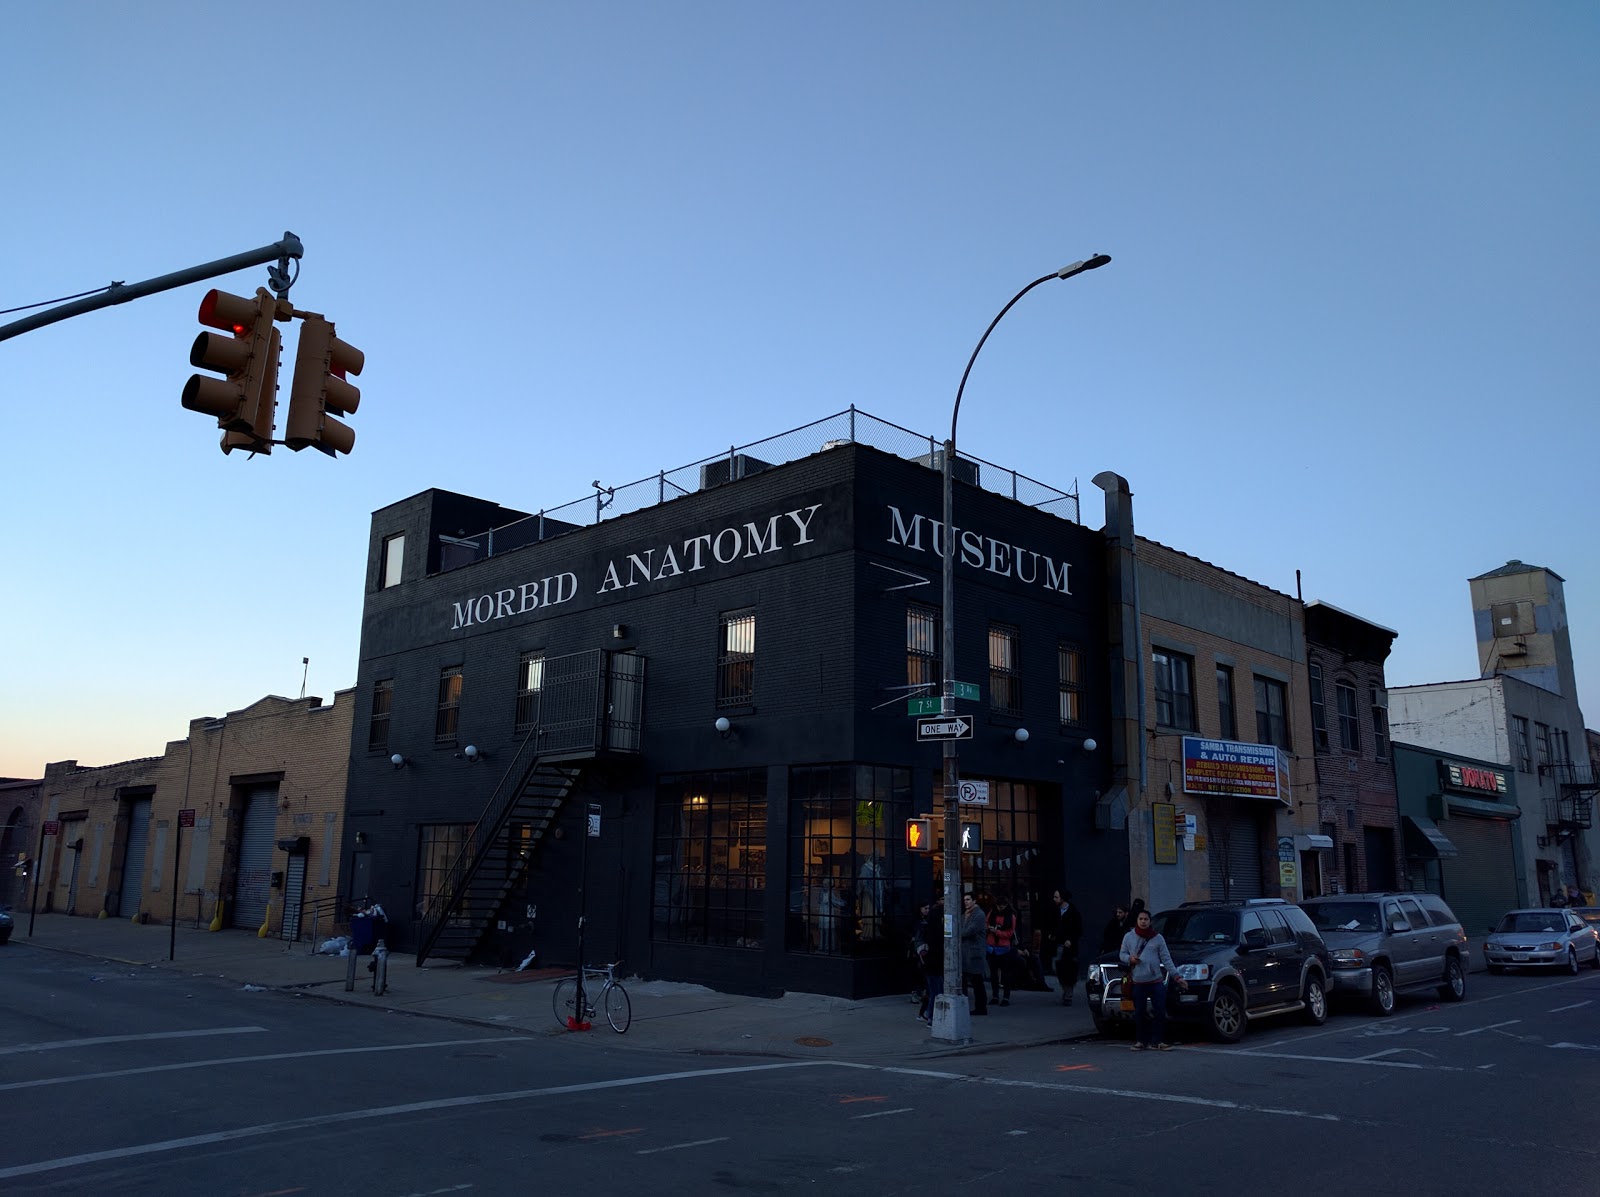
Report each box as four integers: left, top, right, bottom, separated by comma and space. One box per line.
1181, 737, 1288, 801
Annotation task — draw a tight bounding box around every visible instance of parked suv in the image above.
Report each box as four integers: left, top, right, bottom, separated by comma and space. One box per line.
1299, 892, 1468, 1014
1085, 899, 1331, 1043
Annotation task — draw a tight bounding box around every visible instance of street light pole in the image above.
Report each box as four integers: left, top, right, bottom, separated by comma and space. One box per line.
931, 255, 1111, 1044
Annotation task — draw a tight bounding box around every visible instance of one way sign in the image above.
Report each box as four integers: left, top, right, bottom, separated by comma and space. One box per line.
916, 716, 973, 742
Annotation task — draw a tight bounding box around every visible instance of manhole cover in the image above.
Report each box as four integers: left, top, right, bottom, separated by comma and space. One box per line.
794, 1036, 833, 1048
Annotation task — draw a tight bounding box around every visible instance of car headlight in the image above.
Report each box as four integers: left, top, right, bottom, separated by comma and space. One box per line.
1539, 941, 1562, 952
1175, 963, 1210, 981
1329, 948, 1366, 967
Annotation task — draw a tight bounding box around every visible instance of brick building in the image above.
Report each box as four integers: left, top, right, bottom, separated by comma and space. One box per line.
35, 693, 352, 938
1, 776, 44, 909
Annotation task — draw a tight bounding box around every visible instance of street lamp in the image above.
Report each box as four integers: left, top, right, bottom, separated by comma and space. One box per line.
931, 254, 1111, 1044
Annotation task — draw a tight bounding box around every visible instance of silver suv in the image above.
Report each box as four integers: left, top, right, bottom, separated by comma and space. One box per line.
1299, 892, 1468, 1015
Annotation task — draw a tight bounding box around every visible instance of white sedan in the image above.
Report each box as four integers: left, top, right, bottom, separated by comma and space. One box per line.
1483, 908, 1600, 974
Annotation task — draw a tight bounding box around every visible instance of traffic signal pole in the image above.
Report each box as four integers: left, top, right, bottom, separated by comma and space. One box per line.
0, 233, 302, 342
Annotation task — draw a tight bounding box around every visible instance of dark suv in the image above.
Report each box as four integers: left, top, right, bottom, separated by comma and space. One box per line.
1085, 899, 1332, 1043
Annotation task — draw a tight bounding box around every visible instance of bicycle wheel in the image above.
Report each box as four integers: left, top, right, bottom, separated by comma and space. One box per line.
553, 978, 579, 1028
603, 982, 631, 1033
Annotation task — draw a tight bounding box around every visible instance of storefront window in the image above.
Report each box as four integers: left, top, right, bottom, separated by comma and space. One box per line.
788, 765, 913, 956
652, 770, 766, 948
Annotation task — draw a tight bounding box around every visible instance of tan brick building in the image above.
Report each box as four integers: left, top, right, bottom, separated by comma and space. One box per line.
36, 692, 353, 940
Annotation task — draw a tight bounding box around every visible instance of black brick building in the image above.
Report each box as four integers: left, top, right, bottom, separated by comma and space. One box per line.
342, 433, 1125, 997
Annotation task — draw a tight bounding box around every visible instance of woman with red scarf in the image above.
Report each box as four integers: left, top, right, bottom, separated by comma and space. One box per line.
1118, 909, 1187, 1050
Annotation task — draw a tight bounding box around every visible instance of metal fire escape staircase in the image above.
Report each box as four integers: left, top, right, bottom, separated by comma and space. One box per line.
1542, 761, 1596, 841
414, 649, 644, 967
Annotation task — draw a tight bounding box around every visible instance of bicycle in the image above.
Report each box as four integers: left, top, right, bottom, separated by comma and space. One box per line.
553, 961, 631, 1033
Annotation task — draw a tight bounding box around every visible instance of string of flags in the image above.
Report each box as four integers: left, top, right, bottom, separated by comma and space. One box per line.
972, 846, 1040, 870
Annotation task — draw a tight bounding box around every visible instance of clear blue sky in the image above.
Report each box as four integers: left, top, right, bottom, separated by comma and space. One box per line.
3, 3, 1596, 778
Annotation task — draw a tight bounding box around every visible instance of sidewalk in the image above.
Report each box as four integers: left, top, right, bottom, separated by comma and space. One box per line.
10, 913, 1099, 1060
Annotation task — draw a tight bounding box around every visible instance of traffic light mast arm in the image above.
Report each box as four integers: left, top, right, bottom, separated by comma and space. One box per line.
0, 232, 303, 343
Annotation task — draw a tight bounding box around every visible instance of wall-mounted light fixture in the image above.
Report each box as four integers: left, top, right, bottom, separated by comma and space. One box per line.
1054, 738, 1098, 766
459, 744, 489, 762
1012, 727, 1030, 744
354, 831, 368, 846
389, 754, 409, 770
714, 716, 734, 740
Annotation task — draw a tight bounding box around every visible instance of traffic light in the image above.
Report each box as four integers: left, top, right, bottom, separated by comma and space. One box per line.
905, 817, 934, 853
181, 288, 281, 454
285, 314, 363, 455
959, 822, 983, 854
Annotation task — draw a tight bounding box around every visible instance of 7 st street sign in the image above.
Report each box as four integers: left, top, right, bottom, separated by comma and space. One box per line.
916, 716, 973, 742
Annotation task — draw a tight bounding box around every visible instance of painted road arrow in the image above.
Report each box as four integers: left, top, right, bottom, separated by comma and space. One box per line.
916, 716, 973, 741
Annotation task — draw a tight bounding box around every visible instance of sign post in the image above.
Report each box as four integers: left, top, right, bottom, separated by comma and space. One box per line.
570, 802, 602, 1030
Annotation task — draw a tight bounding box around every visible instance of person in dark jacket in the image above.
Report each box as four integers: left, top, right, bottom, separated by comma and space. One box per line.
1123, 898, 1147, 934
1050, 888, 1084, 1006
959, 892, 990, 1015
914, 901, 944, 1024
1099, 903, 1130, 955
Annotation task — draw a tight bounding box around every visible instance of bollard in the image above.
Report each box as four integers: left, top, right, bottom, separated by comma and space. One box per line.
345, 949, 358, 992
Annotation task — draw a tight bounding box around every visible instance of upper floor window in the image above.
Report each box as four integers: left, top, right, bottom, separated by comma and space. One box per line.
907, 605, 939, 690
367, 679, 393, 751
1152, 648, 1196, 731
1371, 687, 1389, 760
514, 652, 545, 735
1309, 662, 1328, 751
989, 624, 1021, 716
1254, 675, 1290, 749
1216, 664, 1237, 739
1336, 681, 1360, 752
717, 609, 756, 708
1552, 727, 1571, 767
1535, 722, 1553, 769
435, 666, 463, 745
381, 533, 405, 589
1512, 716, 1532, 772
1059, 642, 1085, 727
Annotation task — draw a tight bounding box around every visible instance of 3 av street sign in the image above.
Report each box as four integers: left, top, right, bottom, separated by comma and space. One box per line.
916, 716, 973, 742
953, 681, 980, 702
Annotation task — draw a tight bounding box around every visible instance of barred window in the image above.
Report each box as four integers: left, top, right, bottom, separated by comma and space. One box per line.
514, 652, 544, 735
907, 605, 939, 690
416, 823, 470, 918
652, 769, 767, 948
989, 624, 1021, 716
1058, 642, 1084, 727
367, 679, 393, 751
435, 665, 462, 745
717, 609, 756, 708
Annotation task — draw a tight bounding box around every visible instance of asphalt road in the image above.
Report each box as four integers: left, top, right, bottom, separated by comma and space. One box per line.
3, 941, 1598, 1195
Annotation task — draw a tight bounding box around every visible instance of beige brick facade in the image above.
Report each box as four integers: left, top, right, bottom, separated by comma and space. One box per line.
36, 692, 352, 939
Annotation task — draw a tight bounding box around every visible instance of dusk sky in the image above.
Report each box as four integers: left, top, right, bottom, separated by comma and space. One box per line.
3, 3, 1596, 779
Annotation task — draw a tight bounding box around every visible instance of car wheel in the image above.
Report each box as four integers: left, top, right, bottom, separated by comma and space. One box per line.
1487, 963, 1504, 976
1370, 964, 1396, 1016
1090, 1006, 1108, 1036
1208, 984, 1246, 1044
1590, 944, 1600, 971
1438, 955, 1466, 1002
1566, 948, 1579, 976
1302, 974, 1328, 1026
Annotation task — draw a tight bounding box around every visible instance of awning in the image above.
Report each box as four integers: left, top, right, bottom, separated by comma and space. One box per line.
1404, 815, 1459, 859
1294, 833, 1335, 851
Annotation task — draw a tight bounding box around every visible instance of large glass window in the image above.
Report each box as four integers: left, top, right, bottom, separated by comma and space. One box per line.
1254, 675, 1289, 749
717, 609, 756, 708
652, 770, 767, 948
788, 765, 913, 956
1058, 642, 1084, 727
367, 679, 393, 751
1535, 722, 1553, 768
907, 605, 938, 691
1336, 681, 1360, 751
415, 823, 470, 921
989, 624, 1021, 716
514, 652, 544, 735
1309, 662, 1328, 751
435, 666, 462, 745
1153, 648, 1196, 731
1216, 665, 1237, 739
381, 533, 405, 589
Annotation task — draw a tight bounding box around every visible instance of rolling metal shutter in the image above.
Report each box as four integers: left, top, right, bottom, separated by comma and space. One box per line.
1439, 814, 1518, 941
118, 799, 153, 918
231, 787, 279, 930
1207, 800, 1266, 900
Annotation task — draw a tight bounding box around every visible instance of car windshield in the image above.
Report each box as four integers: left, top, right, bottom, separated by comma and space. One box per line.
1155, 909, 1238, 945
1496, 912, 1566, 934
1303, 902, 1380, 932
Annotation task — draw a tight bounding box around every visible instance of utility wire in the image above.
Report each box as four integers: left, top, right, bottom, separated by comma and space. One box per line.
0, 283, 123, 317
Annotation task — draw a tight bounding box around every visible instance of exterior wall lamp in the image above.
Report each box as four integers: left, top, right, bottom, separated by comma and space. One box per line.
714, 716, 734, 740
389, 754, 409, 769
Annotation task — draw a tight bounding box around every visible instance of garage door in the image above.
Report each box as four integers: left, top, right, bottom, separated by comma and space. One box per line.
118, 798, 153, 918
1207, 799, 1266, 900
231, 787, 279, 930
1440, 814, 1519, 941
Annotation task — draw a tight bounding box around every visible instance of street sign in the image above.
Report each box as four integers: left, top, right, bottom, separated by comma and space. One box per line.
957, 780, 989, 806
43, 820, 60, 836
916, 716, 972, 742
953, 681, 980, 702
178, 809, 196, 828
960, 822, 983, 853
587, 803, 602, 838
906, 696, 942, 716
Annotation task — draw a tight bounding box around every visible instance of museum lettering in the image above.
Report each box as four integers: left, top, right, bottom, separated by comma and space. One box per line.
885, 505, 1072, 595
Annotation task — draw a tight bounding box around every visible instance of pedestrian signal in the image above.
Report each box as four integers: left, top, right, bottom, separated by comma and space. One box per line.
960, 822, 983, 854
905, 818, 933, 853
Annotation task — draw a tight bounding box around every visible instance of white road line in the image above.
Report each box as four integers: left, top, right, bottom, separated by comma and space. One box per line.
1456, 1020, 1520, 1037
636, 1137, 731, 1154
1550, 1042, 1600, 1052
1206, 1048, 1466, 1072
853, 1107, 913, 1119
1549, 1000, 1592, 1013
0, 1036, 530, 1092
0, 1026, 267, 1056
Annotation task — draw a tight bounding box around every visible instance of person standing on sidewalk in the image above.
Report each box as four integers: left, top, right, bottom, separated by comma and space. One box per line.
1099, 903, 1129, 955
986, 893, 1018, 1007
1119, 909, 1186, 1051
915, 900, 944, 1025
959, 892, 989, 1016
1050, 888, 1083, 1006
